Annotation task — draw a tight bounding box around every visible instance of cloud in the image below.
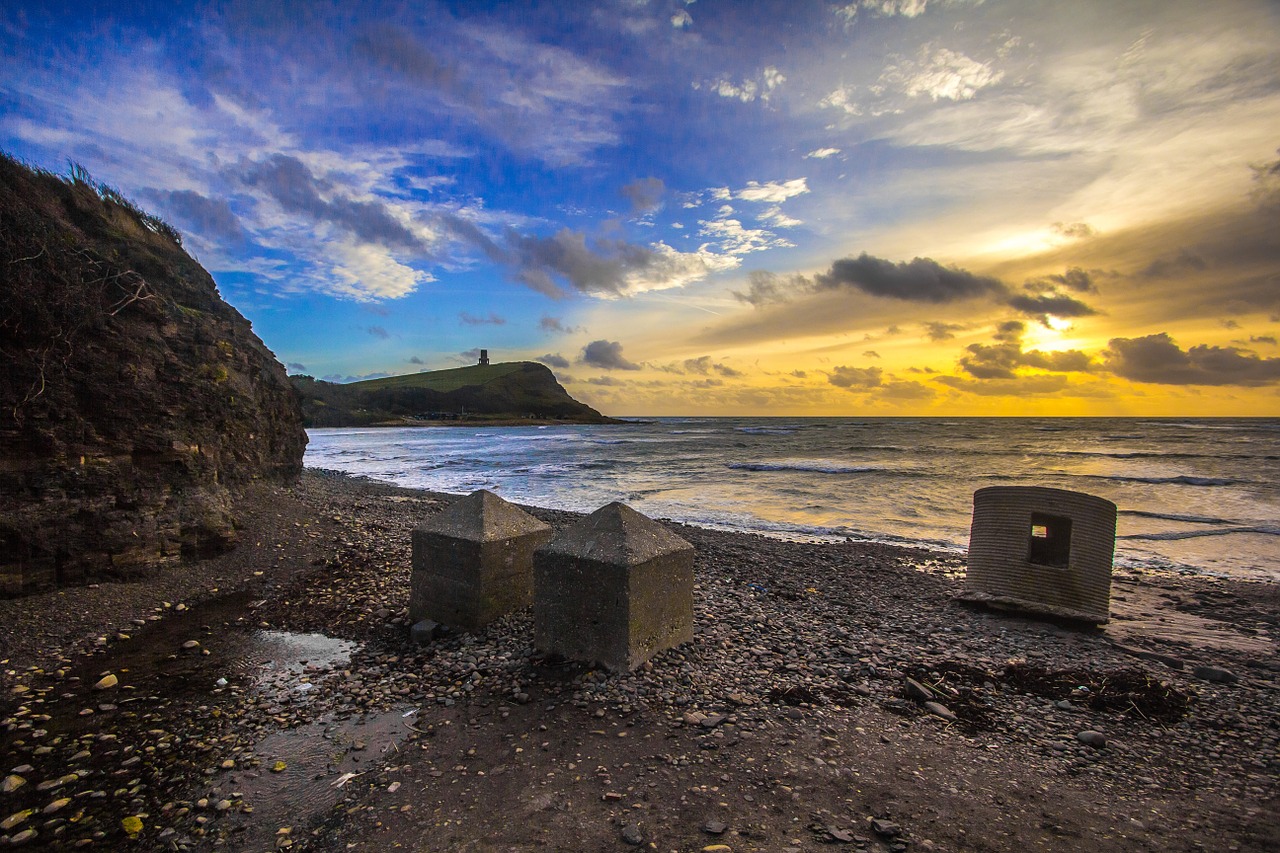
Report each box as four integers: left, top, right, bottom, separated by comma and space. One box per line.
148, 189, 245, 243
459, 311, 506, 326
536, 353, 571, 368
505, 229, 738, 297
322, 371, 391, 384
823, 42, 1003, 116
330, 241, 430, 301
878, 380, 936, 401
815, 253, 1007, 303
959, 321, 1094, 379
1250, 148, 1280, 210
1106, 333, 1280, 386
863, 350, 881, 359
1251, 335, 1277, 346
698, 214, 795, 255
828, 365, 884, 389
242, 154, 426, 252
408, 356, 426, 365
736, 178, 809, 203
758, 206, 803, 228
366, 325, 390, 339
670, 9, 693, 28
1051, 222, 1096, 240
1024, 267, 1096, 294
935, 374, 1073, 397
805, 148, 841, 159
923, 321, 963, 341
1007, 292, 1099, 327
539, 315, 582, 334
731, 270, 805, 307
1138, 249, 1208, 279
659, 356, 743, 377
581, 339, 641, 370
286, 362, 307, 373
621, 177, 666, 214
706, 66, 786, 104
790, 370, 808, 378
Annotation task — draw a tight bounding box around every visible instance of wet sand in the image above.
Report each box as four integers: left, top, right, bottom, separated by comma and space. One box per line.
1, 470, 1276, 851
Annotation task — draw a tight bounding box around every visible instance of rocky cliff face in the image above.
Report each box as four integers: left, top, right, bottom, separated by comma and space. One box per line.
0, 154, 306, 594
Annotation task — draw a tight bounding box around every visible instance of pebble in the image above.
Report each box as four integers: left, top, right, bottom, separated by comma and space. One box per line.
871, 819, 902, 838
702, 820, 728, 834
1, 775, 24, 794
1077, 731, 1107, 748
621, 823, 644, 845
92, 674, 118, 690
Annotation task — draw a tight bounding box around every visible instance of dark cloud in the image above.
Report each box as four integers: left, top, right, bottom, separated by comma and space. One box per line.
322, 372, 391, 383
1106, 333, 1280, 386
536, 353, 571, 368
923, 321, 963, 342
539, 315, 582, 334
621, 177, 665, 213
243, 154, 424, 251
286, 362, 307, 373
352, 25, 460, 92
878, 380, 936, 401
1250, 148, 1280, 210
935, 374, 1073, 397
1139, 249, 1207, 279
459, 311, 506, 326
863, 350, 880, 359
150, 189, 245, 243
790, 370, 808, 378
731, 270, 810, 307
828, 365, 883, 389
1007, 291, 1099, 327
960, 321, 1094, 379
815, 253, 1007, 303
666, 356, 742, 377
458, 348, 482, 362
505, 229, 664, 297
1051, 222, 1096, 239
408, 356, 426, 365
1024, 267, 1096, 294
581, 339, 641, 370
588, 376, 626, 386
366, 325, 390, 338
1251, 335, 1277, 346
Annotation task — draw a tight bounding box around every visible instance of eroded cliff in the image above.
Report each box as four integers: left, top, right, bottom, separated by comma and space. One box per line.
0, 154, 306, 593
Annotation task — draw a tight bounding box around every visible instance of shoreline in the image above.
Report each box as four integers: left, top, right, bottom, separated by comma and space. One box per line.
1, 470, 1276, 851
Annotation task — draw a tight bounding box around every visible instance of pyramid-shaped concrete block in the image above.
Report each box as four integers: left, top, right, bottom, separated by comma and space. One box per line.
534, 501, 694, 671
410, 490, 552, 632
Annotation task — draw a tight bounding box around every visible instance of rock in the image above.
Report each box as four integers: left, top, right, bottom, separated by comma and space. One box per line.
904, 677, 935, 702
2, 809, 34, 831
700, 714, 727, 729
42, 797, 71, 814
621, 823, 644, 845
411, 620, 444, 645
1192, 666, 1238, 684
182, 640, 201, 651
703, 846, 733, 852
1, 775, 24, 794
871, 819, 902, 837
8, 828, 38, 846
1077, 730, 1107, 748
93, 674, 118, 690
121, 815, 143, 835
702, 820, 728, 834
924, 701, 957, 722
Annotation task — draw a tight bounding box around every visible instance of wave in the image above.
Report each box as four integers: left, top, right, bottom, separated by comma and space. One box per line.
1119, 510, 1239, 525
736, 426, 797, 435
1119, 526, 1280, 542
727, 461, 913, 475
1087, 474, 1246, 487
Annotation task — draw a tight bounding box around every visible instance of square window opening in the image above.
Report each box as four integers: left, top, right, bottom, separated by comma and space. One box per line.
1028, 512, 1072, 568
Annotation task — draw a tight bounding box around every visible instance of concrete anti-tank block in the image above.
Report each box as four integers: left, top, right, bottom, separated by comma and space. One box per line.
534, 501, 694, 671
410, 489, 552, 632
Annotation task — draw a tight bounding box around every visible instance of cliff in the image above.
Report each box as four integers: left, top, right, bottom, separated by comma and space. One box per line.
0, 153, 307, 594
292, 361, 616, 427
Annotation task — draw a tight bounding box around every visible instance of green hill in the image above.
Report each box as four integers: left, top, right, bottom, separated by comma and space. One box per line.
291, 361, 616, 427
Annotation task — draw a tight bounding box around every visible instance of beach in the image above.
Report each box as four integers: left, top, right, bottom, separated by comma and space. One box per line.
0, 469, 1276, 851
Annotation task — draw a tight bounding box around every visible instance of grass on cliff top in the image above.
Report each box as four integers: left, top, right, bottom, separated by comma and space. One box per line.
343, 361, 530, 393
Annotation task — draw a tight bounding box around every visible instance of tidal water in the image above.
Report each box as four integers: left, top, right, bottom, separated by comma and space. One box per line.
305, 418, 1280, 581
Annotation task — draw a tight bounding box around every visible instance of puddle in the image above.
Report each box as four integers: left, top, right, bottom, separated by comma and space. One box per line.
217, 706, 412, 850
242, 630, 358, 702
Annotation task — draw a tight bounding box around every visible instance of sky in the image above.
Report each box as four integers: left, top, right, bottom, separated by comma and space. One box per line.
3, 0, 1279, 416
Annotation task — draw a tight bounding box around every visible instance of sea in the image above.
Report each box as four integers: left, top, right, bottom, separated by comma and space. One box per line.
305, 418, 1280, 582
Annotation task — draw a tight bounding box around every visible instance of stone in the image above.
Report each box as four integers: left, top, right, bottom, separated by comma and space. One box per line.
410, 620, 444, 644
534, 502, 694, 672
924, 701, 956, 722
903, 677, 935, 702
621, 823, 644, 845
1192, 666, 1238, 685
871, 819, 901, 838
702, 820, 728, 834
1077, 730, 1107, 748
1, 775, 24, 794
410, 490, 552, 632
92, 674, 118, 691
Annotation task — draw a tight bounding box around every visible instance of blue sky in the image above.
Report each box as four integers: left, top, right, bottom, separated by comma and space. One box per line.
4, 0, 1279, 415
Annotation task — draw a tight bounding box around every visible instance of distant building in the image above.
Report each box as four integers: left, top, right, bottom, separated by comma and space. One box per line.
478, 349, 490, 366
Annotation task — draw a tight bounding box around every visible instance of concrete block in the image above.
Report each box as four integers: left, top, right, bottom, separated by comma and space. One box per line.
534, 501, 694, 671
410, 489, 552, 632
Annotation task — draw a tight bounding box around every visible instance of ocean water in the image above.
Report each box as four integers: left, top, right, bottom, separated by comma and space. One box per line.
305, 418, 1280, 582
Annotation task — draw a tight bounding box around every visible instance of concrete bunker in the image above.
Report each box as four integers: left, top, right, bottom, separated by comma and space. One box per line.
410, 489, 552, 632
533, 501, 694, 671
960, 485, 1117, 624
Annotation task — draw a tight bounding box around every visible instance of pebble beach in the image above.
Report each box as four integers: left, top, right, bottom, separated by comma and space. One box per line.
1, 470, 1276, 851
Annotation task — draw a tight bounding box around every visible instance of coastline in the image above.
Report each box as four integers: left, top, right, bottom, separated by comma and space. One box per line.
0, 469, 1275, 851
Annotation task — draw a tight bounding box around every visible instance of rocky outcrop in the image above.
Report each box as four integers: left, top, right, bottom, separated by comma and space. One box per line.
292, 361, 617, 427
0, 153, 306, 594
